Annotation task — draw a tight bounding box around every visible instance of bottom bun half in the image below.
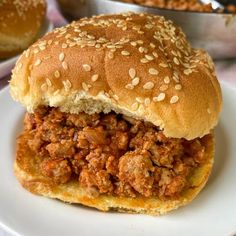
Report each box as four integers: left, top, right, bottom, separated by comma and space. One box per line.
14, 132, 214, 215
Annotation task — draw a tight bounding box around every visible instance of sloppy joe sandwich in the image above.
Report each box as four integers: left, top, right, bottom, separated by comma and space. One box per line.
10, 12, 222, 215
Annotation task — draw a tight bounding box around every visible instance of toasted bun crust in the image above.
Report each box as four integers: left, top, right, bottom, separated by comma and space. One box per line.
10, 13, 222, 140
0, 0, 46, 59
15, 131, 214, 215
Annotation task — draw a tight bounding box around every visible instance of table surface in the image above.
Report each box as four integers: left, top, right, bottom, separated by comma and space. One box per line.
0, 0, 235, 235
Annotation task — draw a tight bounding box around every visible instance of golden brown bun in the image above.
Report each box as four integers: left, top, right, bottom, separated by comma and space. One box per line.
0, 0, 46, 59
10, 12, 222, 140
15, 131, 214, 215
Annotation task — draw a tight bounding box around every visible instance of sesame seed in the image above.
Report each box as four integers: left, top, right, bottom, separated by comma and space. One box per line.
131, 41, 137, 46
173, 76, 179, 83
139, 47, 145, 53
173, 57, 180, 65
145, 24, 153, 29
62, 43, 68, 49
164, 76, 170, 84
34, 59, 41, 66
46, 78, 52, 87
41, 83, 47, 91
152, 52, 158, 58
115, 45, 123, 49
138, 31, 144, 34
82, 82, 89, 91
53, 89, 60, 96
153, 93, 165, 102
25, 50, 30, 58
140, 58, 149, 63
207, 108, 211, 114
66, 79, 72, 88
171, 50, 177, 56
144, 98, 151, 106
87, 41, 96, 47
63, 80, 72, 92
190, 64, 197, 69
33, 49, 39, 54
27, 76, 31, 83
145, 54, 154, 61
131, 102, 139, 111
170, 95, 179, 104
83, 64, 91, 72
69, 42, 76, 47
65, 33, 71, 39
159, 63, 168, 68
160, 84, 168, 91
184, 68, 193, 75
177, 51, 182, 58
135, 97, 143, 103
107, 45, 116, 49
54, 70, 60, 78
174, 71, 179, 77
121, 50, 130, 56
183, 63, 191, 68
132, 77, 140, 86
62, 61, 68, 70
39, 45, 46, 51
59, 52, 65, 62
125, 84, 134, 90
91, 74, 99, 82
129, 68, 136, 79
143, 82, 154, 90
108, 90, 113, 97
137, 40, 143, 45
175, 84, 182, 90
108, 51, 114, 59
148, 68, 159, 75
113, 95, 119, 101
44, 56, 51, 60
88, 35, 95, 39
132, 25, 141, 31
150, 43, 156, 48
158, 46, 164, 52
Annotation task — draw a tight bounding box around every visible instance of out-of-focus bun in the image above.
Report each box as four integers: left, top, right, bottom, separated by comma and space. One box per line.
0, 0, 46, 59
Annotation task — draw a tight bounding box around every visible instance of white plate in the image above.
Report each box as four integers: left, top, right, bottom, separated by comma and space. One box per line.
0, 83, 236, 236
0, 18, 54, 79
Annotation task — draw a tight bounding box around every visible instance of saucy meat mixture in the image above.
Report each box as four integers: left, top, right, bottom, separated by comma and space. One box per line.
121, 0, 214, 12
23, 107, 208, 199
122, 0, 236, 13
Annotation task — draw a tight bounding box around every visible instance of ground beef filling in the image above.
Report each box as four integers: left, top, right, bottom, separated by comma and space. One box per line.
121, 0, 236, 13
23, 107, 208, 199
121, 0, 214, 12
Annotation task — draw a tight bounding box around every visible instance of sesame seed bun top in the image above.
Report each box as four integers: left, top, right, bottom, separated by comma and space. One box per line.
10, 12, 222, 140
0, 0, 46, 59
